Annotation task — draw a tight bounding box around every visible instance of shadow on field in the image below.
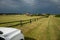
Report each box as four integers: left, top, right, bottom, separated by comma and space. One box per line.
25, 37, 36, 40
0, 21, 30, 27
55, 15, 60, 17
53, 25, 60, 40
7, 22, 30, 27
0, 21, 20, 24
7, 23, 20, 27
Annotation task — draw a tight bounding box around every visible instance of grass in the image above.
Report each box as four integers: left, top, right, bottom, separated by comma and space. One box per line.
0, 15, 60, 40
0, 15, 40, 27
0, 15, 40, 22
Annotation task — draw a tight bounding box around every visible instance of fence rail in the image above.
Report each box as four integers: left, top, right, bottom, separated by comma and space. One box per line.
0, 16, 45, 27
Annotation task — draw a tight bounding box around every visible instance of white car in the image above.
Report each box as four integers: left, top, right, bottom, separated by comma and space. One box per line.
0, 27, 24, 40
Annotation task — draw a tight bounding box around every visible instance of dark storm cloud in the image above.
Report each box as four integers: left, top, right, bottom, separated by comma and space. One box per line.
0, 0, 60, 13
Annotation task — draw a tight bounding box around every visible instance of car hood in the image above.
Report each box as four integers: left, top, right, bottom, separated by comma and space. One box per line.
0, 27, 21, 37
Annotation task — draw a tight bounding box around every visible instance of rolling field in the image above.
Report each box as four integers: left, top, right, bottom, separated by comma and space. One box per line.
0, 15, 60, 40
0, 15, 40, 27
0, 15, 40, 22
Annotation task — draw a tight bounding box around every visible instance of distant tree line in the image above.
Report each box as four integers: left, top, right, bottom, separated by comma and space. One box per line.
0, 13, 23, 15
55, 14, 60, 17
0, 13, 50, 17
25, 13, 50, 16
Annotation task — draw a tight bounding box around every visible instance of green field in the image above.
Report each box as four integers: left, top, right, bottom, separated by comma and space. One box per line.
0, 15, 60, 40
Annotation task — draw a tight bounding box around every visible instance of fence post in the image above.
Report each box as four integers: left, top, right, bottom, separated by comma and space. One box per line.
36, 18, 37, 21
30, 19, 32, 23
34, 18, 36, 21
37, 18, 38, 20
20, 20, 23, 26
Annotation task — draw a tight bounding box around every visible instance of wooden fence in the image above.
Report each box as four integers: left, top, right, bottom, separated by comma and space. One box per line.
0, 16, 45, 27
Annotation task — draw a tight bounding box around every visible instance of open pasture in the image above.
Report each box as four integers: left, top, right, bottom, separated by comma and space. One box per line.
0, 15, 60, 40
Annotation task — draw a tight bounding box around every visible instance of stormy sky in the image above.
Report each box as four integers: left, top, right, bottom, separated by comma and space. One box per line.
0, 0, 60, 14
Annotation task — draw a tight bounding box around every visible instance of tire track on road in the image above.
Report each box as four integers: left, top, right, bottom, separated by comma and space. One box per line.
52, 17, 60, 40
25, 18, 49, 40
47, 16, 57, 40
46, 16, 51, 40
